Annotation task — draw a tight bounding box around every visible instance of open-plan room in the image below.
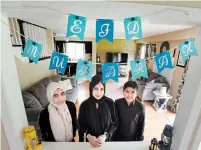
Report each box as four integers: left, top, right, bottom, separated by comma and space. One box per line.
1, 1, 201, 150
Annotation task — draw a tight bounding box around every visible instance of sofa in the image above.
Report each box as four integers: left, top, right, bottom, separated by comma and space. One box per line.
22, 75, 77, 136
129, 70, 170, 101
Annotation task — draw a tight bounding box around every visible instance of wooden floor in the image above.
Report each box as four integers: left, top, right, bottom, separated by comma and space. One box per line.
75, 80, 176, 141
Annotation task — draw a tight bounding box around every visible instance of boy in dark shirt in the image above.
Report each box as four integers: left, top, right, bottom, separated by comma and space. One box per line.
113, 81, 145, 141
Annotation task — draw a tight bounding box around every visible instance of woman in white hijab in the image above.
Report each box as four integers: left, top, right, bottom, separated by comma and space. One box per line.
39, 82, 77, 142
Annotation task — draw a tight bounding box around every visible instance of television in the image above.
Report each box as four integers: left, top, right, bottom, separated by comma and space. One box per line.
106, 52, 128, 63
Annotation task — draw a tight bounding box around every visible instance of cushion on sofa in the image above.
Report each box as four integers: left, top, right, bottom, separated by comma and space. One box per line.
39, 77, 51, 88
28, 83, 50, 108
59, 79, 73, 91
61, 76, 77, 87
22, 92, 42, 108
50, 75, 61, 82
146, 72, 160, 83
154, 76, 168, 83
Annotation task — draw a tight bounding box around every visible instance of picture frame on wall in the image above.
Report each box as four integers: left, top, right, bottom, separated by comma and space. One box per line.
150, 43, 156, 58
145, 44, 151, 58
160, 41, 170, 53
177, 50, 186, 68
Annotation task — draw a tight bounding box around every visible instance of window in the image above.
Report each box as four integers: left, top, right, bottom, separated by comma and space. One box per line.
65, 42, 85, 62
8, 18, 22, 46
18, 19, 51, 62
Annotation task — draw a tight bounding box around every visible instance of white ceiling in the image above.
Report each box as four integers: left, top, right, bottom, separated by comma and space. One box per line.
2, 1, 201, 39
123, 1, 201, 9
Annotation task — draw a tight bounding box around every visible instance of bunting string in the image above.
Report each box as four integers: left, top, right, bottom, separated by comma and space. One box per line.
20, 5, 189, 21
1, 19, 178, 64
1, 20, 27, 38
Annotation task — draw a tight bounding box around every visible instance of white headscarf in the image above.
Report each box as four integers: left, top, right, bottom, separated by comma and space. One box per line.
47, 82, 73, 142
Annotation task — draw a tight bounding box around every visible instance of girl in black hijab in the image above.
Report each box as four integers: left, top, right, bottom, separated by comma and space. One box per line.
78, 74, 118, 147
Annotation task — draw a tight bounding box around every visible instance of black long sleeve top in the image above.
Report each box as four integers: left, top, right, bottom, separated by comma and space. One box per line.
113, 98, 145, 141
78, 96, 118, 142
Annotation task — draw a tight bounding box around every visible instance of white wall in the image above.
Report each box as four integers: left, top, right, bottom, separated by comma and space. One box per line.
189, 104, 201, 150
172, 27, 201, 150
1, 121, 10, 150
136, 27, 196, 43
1, 15, 28, 150
15, 57, 55, 91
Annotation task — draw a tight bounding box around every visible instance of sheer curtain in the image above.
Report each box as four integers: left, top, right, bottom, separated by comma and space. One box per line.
140, 45, 146, 59
65, 43, 85, 61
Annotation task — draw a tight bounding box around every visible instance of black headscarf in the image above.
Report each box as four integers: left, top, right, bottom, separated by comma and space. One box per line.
89, 74, 106, 102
